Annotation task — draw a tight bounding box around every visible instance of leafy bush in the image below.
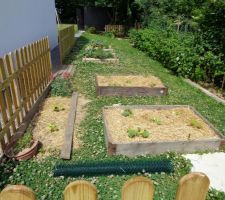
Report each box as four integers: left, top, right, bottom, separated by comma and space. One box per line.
51, 75, 73, 97
85, 26, 96, 34
129, 28, 225, 88
103, 31, 115, 38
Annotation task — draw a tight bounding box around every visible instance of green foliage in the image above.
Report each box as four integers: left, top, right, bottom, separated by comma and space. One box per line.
207, 189, 225, 200
0, 158, 17, 190
13, 127, 33, 154
53, 105, 65, 112
51, 77, 73, 97
103, 31, 115, 39
129, 28, 225, 88
83, 49, 114, 59
189, 119, 202, 129
122, 109, 133, 117
127, 128, 150, 138
151, 117, 162, 125
85, 26, 97, 34
47, 123, 59, 132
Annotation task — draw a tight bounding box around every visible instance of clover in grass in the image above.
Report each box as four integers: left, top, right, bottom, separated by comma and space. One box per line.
122, 109, 133, 117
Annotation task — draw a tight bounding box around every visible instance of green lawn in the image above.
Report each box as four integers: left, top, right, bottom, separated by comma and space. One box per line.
3, 33, 225, 200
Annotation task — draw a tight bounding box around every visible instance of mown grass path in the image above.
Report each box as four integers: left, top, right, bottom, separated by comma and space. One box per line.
5, 33, 225, 200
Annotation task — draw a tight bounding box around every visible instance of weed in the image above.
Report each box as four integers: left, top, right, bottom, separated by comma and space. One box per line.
122, 109, 133, 117
151, 117, 162, 125
189, 119, 203, 129
47, 123, 59, 132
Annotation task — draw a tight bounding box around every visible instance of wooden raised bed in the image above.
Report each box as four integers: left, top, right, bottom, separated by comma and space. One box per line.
82, 47, 119, 64
96, 75, 168, 96
82, 57, 119, 64
103, 105, 225, 156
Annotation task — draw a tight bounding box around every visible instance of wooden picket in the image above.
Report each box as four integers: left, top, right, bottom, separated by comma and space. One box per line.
58, 25, 75, 63
0, 185, 36, 200
0, 173, 210, 200
175, 172, 210, 200
64, 180, 97, 200
0, 37, 52, 155
105, 25, 125, 36
122, 176, 154, 200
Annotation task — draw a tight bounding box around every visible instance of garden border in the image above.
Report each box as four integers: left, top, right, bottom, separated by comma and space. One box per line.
103, 105, 225, 156
184, 79, 225, 105
61, 92, 78, 160
96, 75, 168, 97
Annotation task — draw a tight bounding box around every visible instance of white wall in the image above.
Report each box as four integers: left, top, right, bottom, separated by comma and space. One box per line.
0, 0, 58, 57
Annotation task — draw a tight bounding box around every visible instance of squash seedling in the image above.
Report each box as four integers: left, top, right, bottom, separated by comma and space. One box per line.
122, 109, 133, 117
189, 119, 202, 129
151, 117, 162, 125
127, 128, 150, 138
47, 123, 59, 132
53, 105, 65, 112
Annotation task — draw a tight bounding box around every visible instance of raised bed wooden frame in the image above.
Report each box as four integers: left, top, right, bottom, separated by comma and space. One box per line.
103, 105, 225, 156
96, 75, 168, 97
82, 48, 119, 64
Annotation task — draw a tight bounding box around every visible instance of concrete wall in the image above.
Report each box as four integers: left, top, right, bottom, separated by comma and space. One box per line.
0, 0, 58, 57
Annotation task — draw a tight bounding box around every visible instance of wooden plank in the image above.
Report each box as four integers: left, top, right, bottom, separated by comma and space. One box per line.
61, 92, 78, 159
64, 181, 97, 200
184, 79, 225, 105
175, 172, 210, 200
0, 185, 36, 200
0, 57, 16, 142
96, 76, 168, 97
21, 47, 32, 109
5, 53, 21, 126
122, 176, 154, 200
15, 49, 28, 114
82, 57, 119, 64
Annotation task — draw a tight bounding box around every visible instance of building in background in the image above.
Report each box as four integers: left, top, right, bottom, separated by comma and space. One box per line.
76, 6, 113, 31
0, 0, 58, 56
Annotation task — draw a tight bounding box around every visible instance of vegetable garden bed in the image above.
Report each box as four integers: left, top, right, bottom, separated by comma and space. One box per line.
96, 75, 168, 96
103, 105, 225, 156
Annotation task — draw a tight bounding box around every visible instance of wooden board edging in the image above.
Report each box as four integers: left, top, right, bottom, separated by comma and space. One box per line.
96, 76, 168, 97
184, 79, 225, 105
61, 92, 78, 160
102, 105, 225, 156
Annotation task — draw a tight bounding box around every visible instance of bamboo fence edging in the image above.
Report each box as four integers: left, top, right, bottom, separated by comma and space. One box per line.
184, 79, 225, 105
0, 37, 52, 155
58, 25, 76, 63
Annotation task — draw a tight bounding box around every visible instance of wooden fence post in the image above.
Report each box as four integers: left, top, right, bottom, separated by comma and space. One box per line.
122, 176, 154, 200
175, 172, 210, 200
0, 185, 36, 200
64, 181, 97, 200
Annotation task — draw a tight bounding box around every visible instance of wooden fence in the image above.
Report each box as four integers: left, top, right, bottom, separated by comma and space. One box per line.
58, 25, 76, 63
0, 172, 210, 200
0, 37, 52, 155
105, 25, 125, 37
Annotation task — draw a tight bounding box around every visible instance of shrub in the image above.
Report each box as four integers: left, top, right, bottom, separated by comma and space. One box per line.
129, 28, 225, 87
85, 26, 96, 34
51, 75, 73, 97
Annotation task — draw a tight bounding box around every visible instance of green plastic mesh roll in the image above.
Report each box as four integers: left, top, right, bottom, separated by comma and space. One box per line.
53, 159, 173, 177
